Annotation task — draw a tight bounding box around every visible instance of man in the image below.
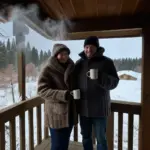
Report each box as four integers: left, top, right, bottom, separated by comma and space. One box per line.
74, 36, 119, 150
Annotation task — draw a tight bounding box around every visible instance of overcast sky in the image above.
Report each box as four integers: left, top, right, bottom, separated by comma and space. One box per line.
0, 22, 142, 61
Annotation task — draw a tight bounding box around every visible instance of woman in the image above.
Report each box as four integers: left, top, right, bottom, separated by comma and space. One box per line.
37, 44, 77, 150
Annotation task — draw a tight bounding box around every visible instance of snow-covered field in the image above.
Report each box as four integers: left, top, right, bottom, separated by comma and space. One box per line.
0, 72, 141, 150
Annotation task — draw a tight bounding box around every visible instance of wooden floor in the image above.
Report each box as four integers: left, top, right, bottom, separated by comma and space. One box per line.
35, 138, 90, 150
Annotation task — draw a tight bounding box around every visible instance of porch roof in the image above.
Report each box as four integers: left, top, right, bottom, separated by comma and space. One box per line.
0, 0, 150, 39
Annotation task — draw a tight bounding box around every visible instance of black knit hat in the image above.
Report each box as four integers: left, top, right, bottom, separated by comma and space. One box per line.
84, 36, 99, 48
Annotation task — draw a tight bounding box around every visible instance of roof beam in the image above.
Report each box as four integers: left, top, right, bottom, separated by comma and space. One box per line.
20, 15, 52, 40
67, 28, 142, 40
20, 13, 149, 40
67, 14, 150, 33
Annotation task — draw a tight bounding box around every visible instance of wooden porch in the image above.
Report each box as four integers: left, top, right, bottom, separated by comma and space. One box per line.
0, 97, 141, 150
35, 138, 84, 150
0, 0, 150, 150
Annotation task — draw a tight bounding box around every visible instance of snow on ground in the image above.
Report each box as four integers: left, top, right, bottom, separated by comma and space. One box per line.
0, 80, 37, 108
0, 74, 141, 150
111, 79, 141, 102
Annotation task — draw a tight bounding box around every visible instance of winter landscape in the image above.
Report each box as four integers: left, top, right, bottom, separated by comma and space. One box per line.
0, 21, 142, 150
0, 69, 141, 150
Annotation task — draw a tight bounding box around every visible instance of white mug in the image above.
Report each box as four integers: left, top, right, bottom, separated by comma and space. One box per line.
70, 89, 80, 100
86, 69, 98, 80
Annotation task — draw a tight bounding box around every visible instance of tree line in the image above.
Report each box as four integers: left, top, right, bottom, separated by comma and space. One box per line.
0, 39, 51, 69
0, 39, 142, 72
113, 58, 142, 72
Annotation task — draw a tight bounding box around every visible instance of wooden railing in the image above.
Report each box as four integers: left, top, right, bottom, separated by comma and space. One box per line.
0, 98, 141, 150
108, 100, 141, 150
75, 100, 141, 150
0, 97, 47, 150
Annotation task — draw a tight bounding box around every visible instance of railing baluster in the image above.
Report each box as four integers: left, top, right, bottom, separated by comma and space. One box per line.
107, 112, 114, 150
118, 112, 123, 150
92, 125, 96, 144
74, 125, 78, 142
44, 103, 48, 139
37, 105, 42, 144
44, 127, 48, 139
10, 118, 16, 150
20, 112, 25, 150
0, 123, 5, 150
128, 113, 134, 150
29, 109, 34, 150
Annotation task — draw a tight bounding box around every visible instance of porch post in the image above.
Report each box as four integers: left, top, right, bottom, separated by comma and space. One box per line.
13, 20, 29, 101
139, 27, 150, 150
13, 20, 29, 149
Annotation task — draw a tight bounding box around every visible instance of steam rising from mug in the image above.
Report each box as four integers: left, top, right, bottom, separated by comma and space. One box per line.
0, 4, 73, 40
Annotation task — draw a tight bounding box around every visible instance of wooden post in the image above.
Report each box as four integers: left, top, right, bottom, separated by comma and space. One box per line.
0, 123, 5, 150
139, 27, 150, 150
18, 51, 26, 100
14, 21, 27, 150
13, 20, 27, 101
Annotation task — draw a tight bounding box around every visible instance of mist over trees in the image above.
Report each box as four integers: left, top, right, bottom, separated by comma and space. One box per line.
0, 38, 142, 72
113, 58, 142, 72
0, 39, 51, 70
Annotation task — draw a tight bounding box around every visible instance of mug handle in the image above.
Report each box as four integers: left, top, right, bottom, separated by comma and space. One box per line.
86, 71, 90, 77
70, 91, 73, 96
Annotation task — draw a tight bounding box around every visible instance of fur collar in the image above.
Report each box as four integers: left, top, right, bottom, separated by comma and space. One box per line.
47, 56, 74, 87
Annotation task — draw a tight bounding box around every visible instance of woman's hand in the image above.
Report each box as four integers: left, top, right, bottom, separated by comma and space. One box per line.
65, 91, 73, 101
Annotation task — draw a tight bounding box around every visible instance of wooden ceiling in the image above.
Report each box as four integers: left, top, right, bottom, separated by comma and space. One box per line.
37, 0, 150, 20
35, 0, 150, 39
1, 0, 150, 39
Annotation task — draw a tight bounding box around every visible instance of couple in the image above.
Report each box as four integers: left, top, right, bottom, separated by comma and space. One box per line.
37, 36, 119, 150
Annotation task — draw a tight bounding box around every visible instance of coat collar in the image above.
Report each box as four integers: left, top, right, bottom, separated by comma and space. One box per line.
48, 56, 74, 73
47, 56, 74, 88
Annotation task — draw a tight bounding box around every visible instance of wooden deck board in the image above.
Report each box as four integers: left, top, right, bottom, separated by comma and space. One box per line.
35, 138, 50, 150
35, 138, 95, 150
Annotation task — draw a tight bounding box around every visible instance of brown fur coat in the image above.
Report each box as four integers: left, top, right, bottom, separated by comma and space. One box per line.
37, 55, 77, 129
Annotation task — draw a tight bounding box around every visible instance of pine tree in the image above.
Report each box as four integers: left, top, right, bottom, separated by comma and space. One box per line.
11, 38, 16, 51
9, 38, 16, 66
48, 50, 51, 57
113, 57, 142, 71
0, 42, 7, 69
31, 47, 39, 66
40, 50, 44, 65
7, 39, 11, 51
6, 39, 11, 65
44, 51, 48, 61
25, 42, 32, 64
35, 48, 39, 66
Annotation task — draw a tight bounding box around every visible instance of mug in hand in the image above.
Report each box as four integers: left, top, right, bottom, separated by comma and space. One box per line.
70, 89, 80, 100
86, 69, 98, 80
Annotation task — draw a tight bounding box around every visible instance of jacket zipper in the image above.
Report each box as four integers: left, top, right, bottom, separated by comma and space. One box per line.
85, 60, 89, 116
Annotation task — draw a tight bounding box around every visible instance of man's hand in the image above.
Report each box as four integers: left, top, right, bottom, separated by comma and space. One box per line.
65, 91, 73, 101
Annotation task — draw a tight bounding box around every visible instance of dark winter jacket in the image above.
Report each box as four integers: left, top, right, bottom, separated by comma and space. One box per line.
74, 47, 119, 117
